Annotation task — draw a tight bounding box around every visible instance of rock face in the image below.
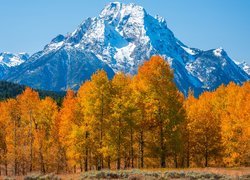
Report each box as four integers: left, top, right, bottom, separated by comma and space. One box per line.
3, 2, 250, 95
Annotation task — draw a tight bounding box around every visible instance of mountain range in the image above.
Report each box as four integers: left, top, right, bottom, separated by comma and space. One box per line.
1, 2, 249, 96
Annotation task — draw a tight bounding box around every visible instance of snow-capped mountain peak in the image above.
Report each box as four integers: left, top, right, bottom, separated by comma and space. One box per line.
100, 2, 146, 21
61, 2, 186, 73
213, 47, 224, 57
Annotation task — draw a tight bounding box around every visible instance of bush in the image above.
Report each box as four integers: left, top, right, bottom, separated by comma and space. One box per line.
80, 170, 243, 179
239, 174, 250, 180
164, 171, 232, 179
81, 170, 143, 179
128, 174, 145, 180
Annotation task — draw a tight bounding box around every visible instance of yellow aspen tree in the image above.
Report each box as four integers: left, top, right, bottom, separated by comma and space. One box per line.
34, 97, 58, 173
220, 82, 250, 166
77, 81, 94, 172
183, 91, 196, 167
17, 88, 40, 172
132, 73, 148, 168
78, 71, 112, 170
240, 82, 250, 166
188, 92, 222, 167
109, 72, 133, 169
86, 70, 112, 170
134, 56, 185, 168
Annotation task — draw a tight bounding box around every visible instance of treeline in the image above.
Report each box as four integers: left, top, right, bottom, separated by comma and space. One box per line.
0, 56, 249, 175
0, 80, 65, 103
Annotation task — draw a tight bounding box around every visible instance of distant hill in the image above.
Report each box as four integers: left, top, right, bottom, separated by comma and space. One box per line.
0, 81, 65, 103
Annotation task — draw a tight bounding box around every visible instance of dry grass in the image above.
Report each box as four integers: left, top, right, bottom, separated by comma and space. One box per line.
184, 167, 250, 177
0, 167, 249, 179
141, 167, 250, 176
57, 173, 81, 180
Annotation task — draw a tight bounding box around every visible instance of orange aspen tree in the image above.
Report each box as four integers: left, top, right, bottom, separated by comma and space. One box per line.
57, 90, 78, 172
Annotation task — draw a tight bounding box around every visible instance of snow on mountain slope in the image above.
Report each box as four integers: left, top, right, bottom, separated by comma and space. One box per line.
235, 61, 250, 75
0, 52, 29, 67
5, 46, 114, 91
186, 48, 249, 90
0, 52, 29, 78
3, 2, 249, 95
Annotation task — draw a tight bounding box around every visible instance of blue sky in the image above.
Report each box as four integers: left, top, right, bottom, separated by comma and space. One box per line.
0, 0, 249, 63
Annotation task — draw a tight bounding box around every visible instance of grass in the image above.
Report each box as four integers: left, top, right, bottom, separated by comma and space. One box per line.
0, 167, 249, 179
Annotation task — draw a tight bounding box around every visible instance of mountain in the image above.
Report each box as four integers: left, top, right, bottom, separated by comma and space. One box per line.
0, 52, 29, 78
2, 2, 249, 96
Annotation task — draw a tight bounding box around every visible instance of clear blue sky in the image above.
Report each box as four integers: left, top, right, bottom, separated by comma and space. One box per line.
0, 0, 249, 63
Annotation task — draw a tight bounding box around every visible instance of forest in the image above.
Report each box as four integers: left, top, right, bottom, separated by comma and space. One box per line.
0, 56, 249, 176
0, 81, 65, 103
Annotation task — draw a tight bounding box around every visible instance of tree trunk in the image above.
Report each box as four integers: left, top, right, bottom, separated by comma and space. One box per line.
117, 118, 121, 170
22, 162, 25, 175
205, 147, 208, 167
14, 119, 17, 175
160, 119, 166, 168
29, 111, 33, 172
39, 144, 45, 174
84, 150, 88, 172
205, 134, 208, 167
124, 153, 128, 169
117, 152, 121, 169
80, 159, 83, 172
187, 138, 190, 168
5, 160, 8, 175
85, 131, 89, 172
130, 126, 134, 168
99, 95, 104, 170
139, 129, 144, 168
97, 158, 101, 171
174, 153, 178, 168
89, 149, 92, 171
107, 156, 111, 169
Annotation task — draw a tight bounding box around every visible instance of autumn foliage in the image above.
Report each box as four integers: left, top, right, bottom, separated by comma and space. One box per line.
0, 56, 249, 175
